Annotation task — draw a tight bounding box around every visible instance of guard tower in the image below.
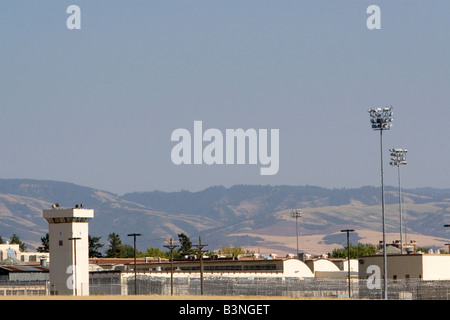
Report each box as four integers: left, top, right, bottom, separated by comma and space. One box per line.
43, 204, 94, 296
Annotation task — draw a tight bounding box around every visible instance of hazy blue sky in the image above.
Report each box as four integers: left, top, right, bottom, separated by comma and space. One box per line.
1, 1, 450, 194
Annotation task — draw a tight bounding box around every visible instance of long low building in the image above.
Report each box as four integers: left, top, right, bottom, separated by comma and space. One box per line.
89, 255, 360, 280
88, 256, 359, 296
92, 257, 316, 279
0, 264, 49, 296
359, 253, 450, 281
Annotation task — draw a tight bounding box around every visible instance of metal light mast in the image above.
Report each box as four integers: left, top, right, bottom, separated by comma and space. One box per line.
290, 209, 301, 257
390, 148, 407, 254
368, 106, 393, 299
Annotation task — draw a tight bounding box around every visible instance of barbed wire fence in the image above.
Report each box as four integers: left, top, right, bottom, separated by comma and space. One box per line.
0, 280, 48, 296
1, 277, 449, 299
93, 276, 450, 300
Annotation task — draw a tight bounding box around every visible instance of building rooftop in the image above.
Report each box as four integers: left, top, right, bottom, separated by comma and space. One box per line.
0, 265, 49, 273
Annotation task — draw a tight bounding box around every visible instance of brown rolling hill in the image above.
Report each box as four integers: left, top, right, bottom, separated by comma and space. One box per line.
0, 179, 449, 255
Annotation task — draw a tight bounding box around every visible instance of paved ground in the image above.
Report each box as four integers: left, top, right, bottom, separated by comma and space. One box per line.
0, 294, 335, 300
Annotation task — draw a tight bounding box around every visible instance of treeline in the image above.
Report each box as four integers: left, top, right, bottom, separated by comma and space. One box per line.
328, 243, 378, 259
35, 232, 252, 259
16, 233, 449, 258
101, 233, 254, 259
328, 243, 448, 258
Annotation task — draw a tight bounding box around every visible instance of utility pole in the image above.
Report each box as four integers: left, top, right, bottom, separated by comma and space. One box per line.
127, 233, 142, 295
164, 238, 178, 296
194, 236, 208, 295
341, 229, 355, 298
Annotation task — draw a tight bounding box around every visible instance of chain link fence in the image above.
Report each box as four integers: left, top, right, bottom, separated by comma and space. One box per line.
0, 280, 48, 296
103, 276, 450, 300
1, 277, 449, 299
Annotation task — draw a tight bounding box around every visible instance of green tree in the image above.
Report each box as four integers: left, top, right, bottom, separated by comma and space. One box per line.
141, 247, 169, 258
37, 233, 49, 252
218, 245, 253, 257
122, 244, 141, 258
89, 235, 104, 258
105, 233, 123, 258
10, 234, 27, 252
177, 233, 194, 256
104, 233, 142, 258
416, 246, 445, 254
329, 243, 377, 259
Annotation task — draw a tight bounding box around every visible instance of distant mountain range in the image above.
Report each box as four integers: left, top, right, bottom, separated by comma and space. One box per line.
0, 179, 449, 255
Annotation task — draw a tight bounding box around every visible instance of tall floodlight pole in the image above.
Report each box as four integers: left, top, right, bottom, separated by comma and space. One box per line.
368, 106, 393, 300
390, 148, 407, 254
127, 233, 142, 295
341, 229, 355, 298
290, 210, 301, 257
